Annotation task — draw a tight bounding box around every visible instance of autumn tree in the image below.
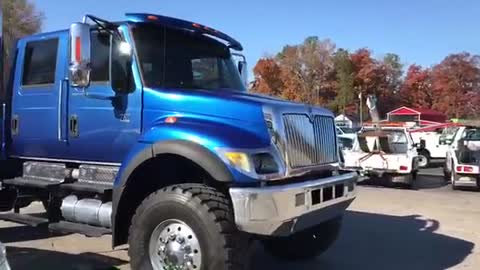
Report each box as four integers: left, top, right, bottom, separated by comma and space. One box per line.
400, 64, 433, 108
252, 58, 284, 97
431, 53, 480, 118
276, 37, 336, 105
252, 37, 337, 105
350, 48, 390, 116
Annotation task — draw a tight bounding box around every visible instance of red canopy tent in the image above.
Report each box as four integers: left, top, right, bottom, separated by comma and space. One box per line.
386, 106, 447, 126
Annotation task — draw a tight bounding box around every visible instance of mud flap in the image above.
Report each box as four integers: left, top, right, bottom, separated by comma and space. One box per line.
0, 188, 17, 212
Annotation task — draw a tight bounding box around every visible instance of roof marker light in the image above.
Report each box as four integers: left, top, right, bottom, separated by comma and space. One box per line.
147, 15, 158, 20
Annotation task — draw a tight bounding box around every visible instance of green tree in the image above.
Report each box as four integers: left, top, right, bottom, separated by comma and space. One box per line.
382, 53, 403, 93
332, 49, 355, 114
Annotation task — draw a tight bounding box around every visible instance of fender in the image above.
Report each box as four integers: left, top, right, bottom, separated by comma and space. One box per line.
111, 140, 236, 246
111, 118, 269, 246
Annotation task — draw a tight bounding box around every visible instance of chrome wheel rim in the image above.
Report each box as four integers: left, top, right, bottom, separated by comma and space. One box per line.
149, 219, 202, 270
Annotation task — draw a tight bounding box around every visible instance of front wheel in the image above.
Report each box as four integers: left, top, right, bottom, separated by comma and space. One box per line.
128, 184, 249, 270
262, 216, 342, 261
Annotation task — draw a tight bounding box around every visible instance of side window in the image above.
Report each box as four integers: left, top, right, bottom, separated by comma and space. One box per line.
90, 31, 111, 82
22, 39, 58, 86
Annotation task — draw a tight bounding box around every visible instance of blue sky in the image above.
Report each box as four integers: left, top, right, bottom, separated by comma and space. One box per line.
35, 0, 480, 76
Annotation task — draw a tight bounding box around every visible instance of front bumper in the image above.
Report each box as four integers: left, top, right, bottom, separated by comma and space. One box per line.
229, 172, 357, 236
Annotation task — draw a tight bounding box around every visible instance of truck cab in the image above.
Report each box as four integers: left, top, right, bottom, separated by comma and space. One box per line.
0, 13, 357, 270
410, 123, 461, 167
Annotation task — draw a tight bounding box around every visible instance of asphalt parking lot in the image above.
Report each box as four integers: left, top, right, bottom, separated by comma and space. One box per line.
1, 166, 479, 270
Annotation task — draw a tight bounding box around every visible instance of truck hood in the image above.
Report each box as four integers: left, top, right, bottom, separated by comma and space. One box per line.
219, 91, 333, 116
144, 88, 334, 126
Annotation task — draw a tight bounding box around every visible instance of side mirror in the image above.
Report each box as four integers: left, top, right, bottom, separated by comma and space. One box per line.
69, 23, 91, 88
238, 60, 248, 88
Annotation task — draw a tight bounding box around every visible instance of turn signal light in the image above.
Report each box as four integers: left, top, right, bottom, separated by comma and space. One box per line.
165, 116, 177, 124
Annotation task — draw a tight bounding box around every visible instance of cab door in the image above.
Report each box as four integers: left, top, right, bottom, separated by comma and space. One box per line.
66, 30, 142, 163
10, 32, 69, 159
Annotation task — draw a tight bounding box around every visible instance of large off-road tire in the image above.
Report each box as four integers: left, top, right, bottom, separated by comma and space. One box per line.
128, 184, 249, 270
262, 216, 343, 261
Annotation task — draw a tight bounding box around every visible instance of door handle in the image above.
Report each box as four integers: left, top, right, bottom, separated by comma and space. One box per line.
69, 115, 79, 137
11, 115, 19, 136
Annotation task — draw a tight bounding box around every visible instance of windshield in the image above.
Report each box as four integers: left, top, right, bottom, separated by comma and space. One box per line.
132, 24, 246, 91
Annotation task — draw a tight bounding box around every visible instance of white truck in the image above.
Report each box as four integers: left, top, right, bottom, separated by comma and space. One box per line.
443, 124, 480, 190
343, 124, 419, 188
410, 123, 460, 167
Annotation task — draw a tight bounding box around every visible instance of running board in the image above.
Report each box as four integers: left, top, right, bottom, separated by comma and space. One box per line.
48, 221, 111, 237
0, 212, 49, 227
3, 177, 63, 189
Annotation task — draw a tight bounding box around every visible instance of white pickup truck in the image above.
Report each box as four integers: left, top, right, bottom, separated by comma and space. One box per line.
443, 124, 480, 190
343, 125, 419, 188
410, 123, 460, 167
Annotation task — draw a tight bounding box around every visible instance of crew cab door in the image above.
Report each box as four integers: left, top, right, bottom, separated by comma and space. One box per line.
10, 32, 69, 159
66, 30, 142, 163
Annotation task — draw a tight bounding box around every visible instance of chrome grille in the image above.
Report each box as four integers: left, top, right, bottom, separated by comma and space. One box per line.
282, 114, 337, 168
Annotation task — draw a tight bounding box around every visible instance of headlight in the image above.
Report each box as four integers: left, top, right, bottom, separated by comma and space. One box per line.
224, 152, 252, 172
252, 153, 279, 174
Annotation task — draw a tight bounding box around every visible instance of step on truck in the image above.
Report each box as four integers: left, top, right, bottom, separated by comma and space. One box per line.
0, 13, 357, 270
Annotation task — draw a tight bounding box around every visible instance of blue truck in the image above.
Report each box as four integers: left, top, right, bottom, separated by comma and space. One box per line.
0, 13, 357, 270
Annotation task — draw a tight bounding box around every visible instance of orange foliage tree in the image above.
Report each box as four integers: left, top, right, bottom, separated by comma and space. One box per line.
251, 38, 480, 119
400, 64, 433, 108
431, 53, 480, 118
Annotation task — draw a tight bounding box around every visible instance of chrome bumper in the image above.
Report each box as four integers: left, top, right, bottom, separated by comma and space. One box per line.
229, 172, 357, 236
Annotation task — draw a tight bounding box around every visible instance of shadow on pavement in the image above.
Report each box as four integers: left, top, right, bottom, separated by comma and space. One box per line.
0, 225, 64, 243
6, 246, 127, 270
252, 210, 474, 270
414, 175, 448, 189
1, 210, 474, 270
